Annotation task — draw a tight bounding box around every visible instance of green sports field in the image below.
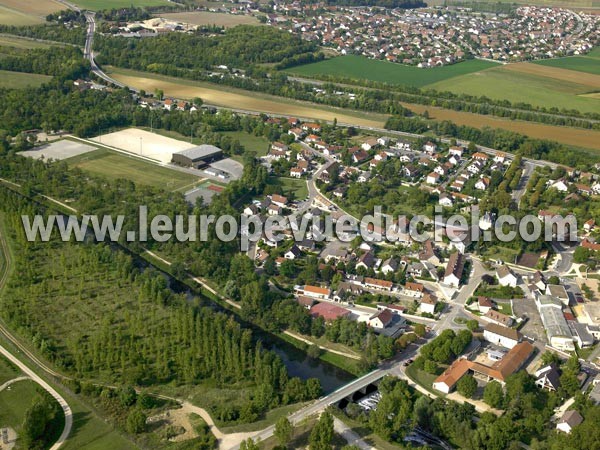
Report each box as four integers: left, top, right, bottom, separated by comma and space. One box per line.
427, 66, 600, 114
0, 70, 51, 88
286, 55, 501, 87
66, 148, 201, 191
533, 55, 600, 75
70, 0, 171, 10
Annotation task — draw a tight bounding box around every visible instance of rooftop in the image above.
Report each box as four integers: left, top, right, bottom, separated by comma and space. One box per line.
173, 144, 222, 160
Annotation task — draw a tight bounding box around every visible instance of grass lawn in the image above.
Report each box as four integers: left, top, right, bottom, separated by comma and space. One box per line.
496, 302, 513, 316
222, 131, 270, 157
70, 0, 170, 10
0, 355, 19, 385
0, 378, 65, 448
428, 65, 600, 114
267, 176, 308, 201
0, 380, 43, 427
286, 55, 500, 87
0, 70, 51, 88
479, 246, 520, 264
66, 148, 201, 191
405, 363, 441, 395
533, 55, 600, 75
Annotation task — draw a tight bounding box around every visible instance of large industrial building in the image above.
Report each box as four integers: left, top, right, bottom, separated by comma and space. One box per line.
536, 295, 575, 351
171, 144, 223, 168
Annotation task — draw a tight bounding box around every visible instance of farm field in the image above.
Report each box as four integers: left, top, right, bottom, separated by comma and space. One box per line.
428, 65, 600, 114
0, 69, 52, 88
400, 100, 600, 151
159, 11, 260, 27
0, 0, 61, 16
106, 67, 389, 127
286, 55, 501, 87
0, 34, 59, 49
106, 67, 600, 152
66, 148, 201, 191
0, 5, 43, 25
70, 0, 170, 9
533, 55, 600, 75
501, 61, 600, 88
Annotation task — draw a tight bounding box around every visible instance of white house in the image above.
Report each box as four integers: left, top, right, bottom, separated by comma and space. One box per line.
475, 177, 490, 191
426, 172, 441, 185
419, 294, 437, 314
556, 411, 583, 434
284, 245, 302, 260
423, 141, 437, 153
483, 323, 521, 349
497, 265, 518, 288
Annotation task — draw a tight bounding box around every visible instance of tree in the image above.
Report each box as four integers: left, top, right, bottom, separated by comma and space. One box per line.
21, 394, 59, 449
483, 380, 504, 408
424, 359, 438, 374
413, 323, 426, 337
240, 438, 260, 450
540, 351, 561, 366
126, 409, 147, 434
457, 375, 477, 398
118, 385, 137, 407
466, 319, 479, 331
309, 411, 334, 450
547, 276, 560, 285
274, 416, 293, 447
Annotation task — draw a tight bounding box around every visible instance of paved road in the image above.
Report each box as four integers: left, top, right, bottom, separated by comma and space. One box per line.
0, 346, 73, 450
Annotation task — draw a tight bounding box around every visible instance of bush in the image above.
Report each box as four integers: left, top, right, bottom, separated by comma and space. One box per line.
457, 375, 477, 398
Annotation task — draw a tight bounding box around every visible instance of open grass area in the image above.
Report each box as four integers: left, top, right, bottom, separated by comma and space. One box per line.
159, 11, 260, 27
0, 379, 39, 425
66, 148, 201, 191
533, 55, 600, 75
286, 55, 500, 87
0, 69, 51, 89
0, 355, 19, 385
222, 131, 270, 157
428, 64, 600, 114
0, 34, 60, 49
405, 363, 440, 395
267, 176, 308, 201
105, 66, 388, 128
70, 0, 171, 9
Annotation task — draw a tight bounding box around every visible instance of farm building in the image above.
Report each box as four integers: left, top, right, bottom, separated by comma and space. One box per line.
171, 144, 223, 168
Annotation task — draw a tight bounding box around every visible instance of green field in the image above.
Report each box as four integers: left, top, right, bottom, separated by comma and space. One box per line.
286, 55, 501, 87
0, 34, 59, 49
268, 176, 308, 201
66, 148, 201, 191
533, 55, 600, 75
222, 131, 270, 157
428, 66, 600, 114
70, 0, 171, 9
0, 355, 19, 385
0, 69, 51, 88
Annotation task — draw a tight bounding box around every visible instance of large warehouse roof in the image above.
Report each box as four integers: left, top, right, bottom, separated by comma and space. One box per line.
173, 144, 222, 160
538, 295, 572, 339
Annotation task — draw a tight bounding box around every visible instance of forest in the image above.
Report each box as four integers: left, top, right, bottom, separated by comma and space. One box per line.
0, 186, 322, 426
95, 26, 319, 71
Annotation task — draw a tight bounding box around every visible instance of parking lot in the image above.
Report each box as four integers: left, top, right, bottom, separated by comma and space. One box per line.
209, 158, 243, 180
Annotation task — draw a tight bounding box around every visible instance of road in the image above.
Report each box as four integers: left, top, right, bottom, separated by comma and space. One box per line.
84, 12, 127, 89
0, 346, 73, 450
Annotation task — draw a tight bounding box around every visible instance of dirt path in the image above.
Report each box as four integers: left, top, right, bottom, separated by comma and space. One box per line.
283, 330, 362, 360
